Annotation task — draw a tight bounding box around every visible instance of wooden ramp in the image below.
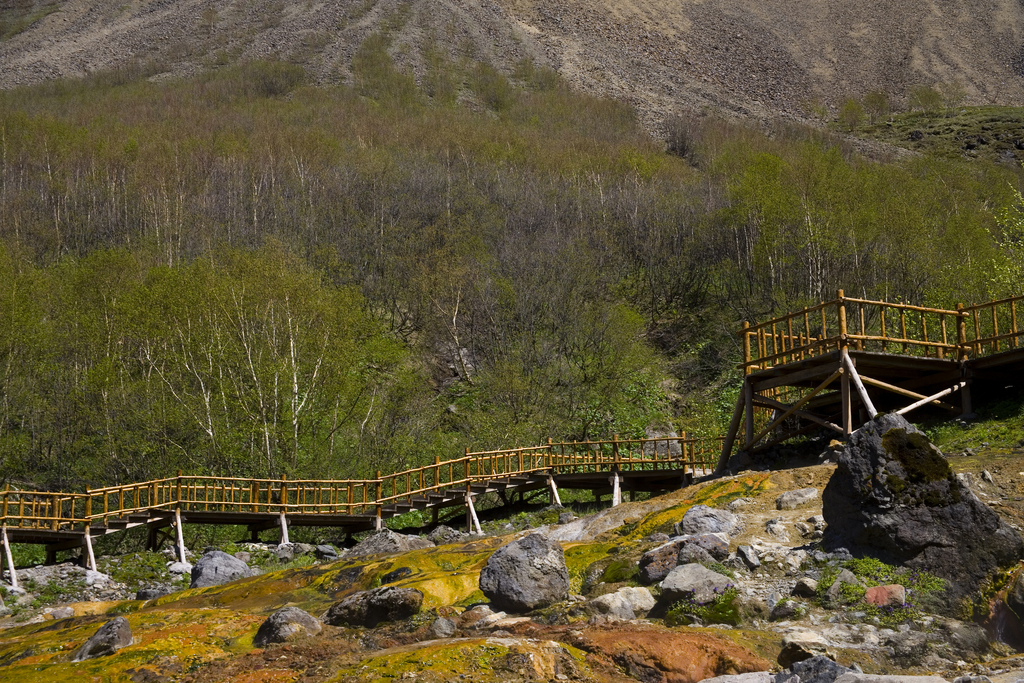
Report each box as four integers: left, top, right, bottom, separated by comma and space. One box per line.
718, 292, 1024, 471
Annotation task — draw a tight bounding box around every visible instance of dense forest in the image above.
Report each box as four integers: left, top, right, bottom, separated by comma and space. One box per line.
1, 42, 1022, 491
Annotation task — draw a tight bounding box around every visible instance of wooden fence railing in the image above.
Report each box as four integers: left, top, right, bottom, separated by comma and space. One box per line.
0, 434, 721, 535
741, 291, 1024, 373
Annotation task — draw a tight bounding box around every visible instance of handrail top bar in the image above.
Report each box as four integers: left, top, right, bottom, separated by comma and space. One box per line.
742, 299, 836, 332
839, 297, 964, 316
962, 294, 1024, 312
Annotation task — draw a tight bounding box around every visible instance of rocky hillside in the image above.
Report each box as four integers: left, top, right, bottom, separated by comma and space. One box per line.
2, 425, 1024, 683
2, 0, 1024, 128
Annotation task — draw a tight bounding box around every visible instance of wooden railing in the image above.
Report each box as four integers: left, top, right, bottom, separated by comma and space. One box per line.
963, 295, 1024, 358
0, 435, 721, 534
740, 290, 1024, 372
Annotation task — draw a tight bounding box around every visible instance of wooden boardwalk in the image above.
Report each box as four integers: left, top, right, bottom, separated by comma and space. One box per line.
0, 436, 721, 584
1, 290, 1021, 584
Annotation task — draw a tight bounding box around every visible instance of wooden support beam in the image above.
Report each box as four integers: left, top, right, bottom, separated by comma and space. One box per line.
841, 359, 852, 435
751, 362, 841, 392
548, 476, 562, 507
896, 381, 967, 416
174, 508, 187, 564
1, 526, 18, 589
715, 393, 746, 475
747, 368, 844, 447
610, 471, 621, 507
842, 352, 878, 418
743, 380, 755, 449
279, 512, 290, 545
749, 421, 822, 455
83, 529, 97, 571
466, 495, 482, 535
752, 396, 844, 434
857, 375, 957, 412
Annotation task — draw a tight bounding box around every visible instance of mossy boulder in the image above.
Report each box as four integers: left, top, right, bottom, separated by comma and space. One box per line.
822, 413, 1023, 611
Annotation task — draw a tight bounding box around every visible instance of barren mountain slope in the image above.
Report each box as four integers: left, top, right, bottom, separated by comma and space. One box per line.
2, 0, 1024, 125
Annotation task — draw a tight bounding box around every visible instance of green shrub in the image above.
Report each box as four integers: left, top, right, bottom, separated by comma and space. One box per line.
665, 587, 739, 626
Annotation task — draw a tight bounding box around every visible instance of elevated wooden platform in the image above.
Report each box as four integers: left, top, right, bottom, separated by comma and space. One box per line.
717, 292, 1024, 471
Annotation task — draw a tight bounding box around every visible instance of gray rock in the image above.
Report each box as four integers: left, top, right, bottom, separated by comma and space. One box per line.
765, 518, 790, 541
589, 586, 656, 620
833, 676, 947, 683
777, 630, 834, 668
427, 526, 464, 546
680, 504, 739, 536
822, 414, 1024, 610
276, 544, 295, 563
646, 533, 671, 543
347, 529, 434, 559
737, 545, 760, 569
808, 515, 826, 530
639, 538, 687, 584
253, 606, 322, 646
770, 599, 801, 621
314, 545, 338, 561
72, 616, 132, 661
679, 544, 717, 565
323, 585, 424, 627
136, 587, 169, 601
777, 488, 819, 510
428, 616, 457, 639
233, 551, 252, 563
786, 655, 852, 683
792, 577, 818, 597
167, 561, 192, 575
701, 673, 773, 683
190, 550, 253, 588
49, 606, 74, 619
824, 569, 859, 604
953, 676, 992, 683
659, 563, 734, 604
293, 543, 315, 555
479, 534, 570, 612
558, 511, 575, 525
688, 533, 729, 561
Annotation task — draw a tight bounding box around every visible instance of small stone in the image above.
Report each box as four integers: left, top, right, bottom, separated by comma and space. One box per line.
190, 550, 253, 588
428, 616, 457, 638
777, 630, 834, 667
167, 561, 192, 575
792, 577, 818, 597
737, 545, 760, 569
72, 616, 132, 661
314, 545, 339, 561
659, 563, 734, 604
136, 587, 169, 601
824, 569, 859, 604
50, 606, 74, 619
276, 544, 295, 562
865, 584, 905, 607
776, 487, 819, 510
788, 654, 853, 683
981, 470, 994, 483
253, 606, 322, 646
558, 511, 575, 524
680, 505, 739, 536
233, 551, 251, 564
770, 599, 801, 621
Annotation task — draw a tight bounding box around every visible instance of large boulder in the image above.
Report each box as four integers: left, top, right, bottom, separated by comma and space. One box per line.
479, 533, 570, 612
72, 616, 132, 661
346, 529, 434, 559
659, 563, 734, 605
776, 487, 819, 510
822, 414, 1023, 609
253, 606, 322, 646
323, 586, 423, 627
190, 550, 253, 588
639, 538, 688, 584
679, 505, 739, 536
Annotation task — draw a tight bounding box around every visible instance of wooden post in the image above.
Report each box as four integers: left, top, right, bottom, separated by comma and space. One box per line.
1, 526, 17, 589
83, 528, 97, 571
548, 476, 562, 507
375, 471, 383, 532
610, 471, 621, 507
465, 487, 482, 535
279, 512, 290, 545
174, 508, 187, 564
742, 320, 751, 368
716, 393, 746, 475
743, 378, 755, 448
841, 363, 852, 436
